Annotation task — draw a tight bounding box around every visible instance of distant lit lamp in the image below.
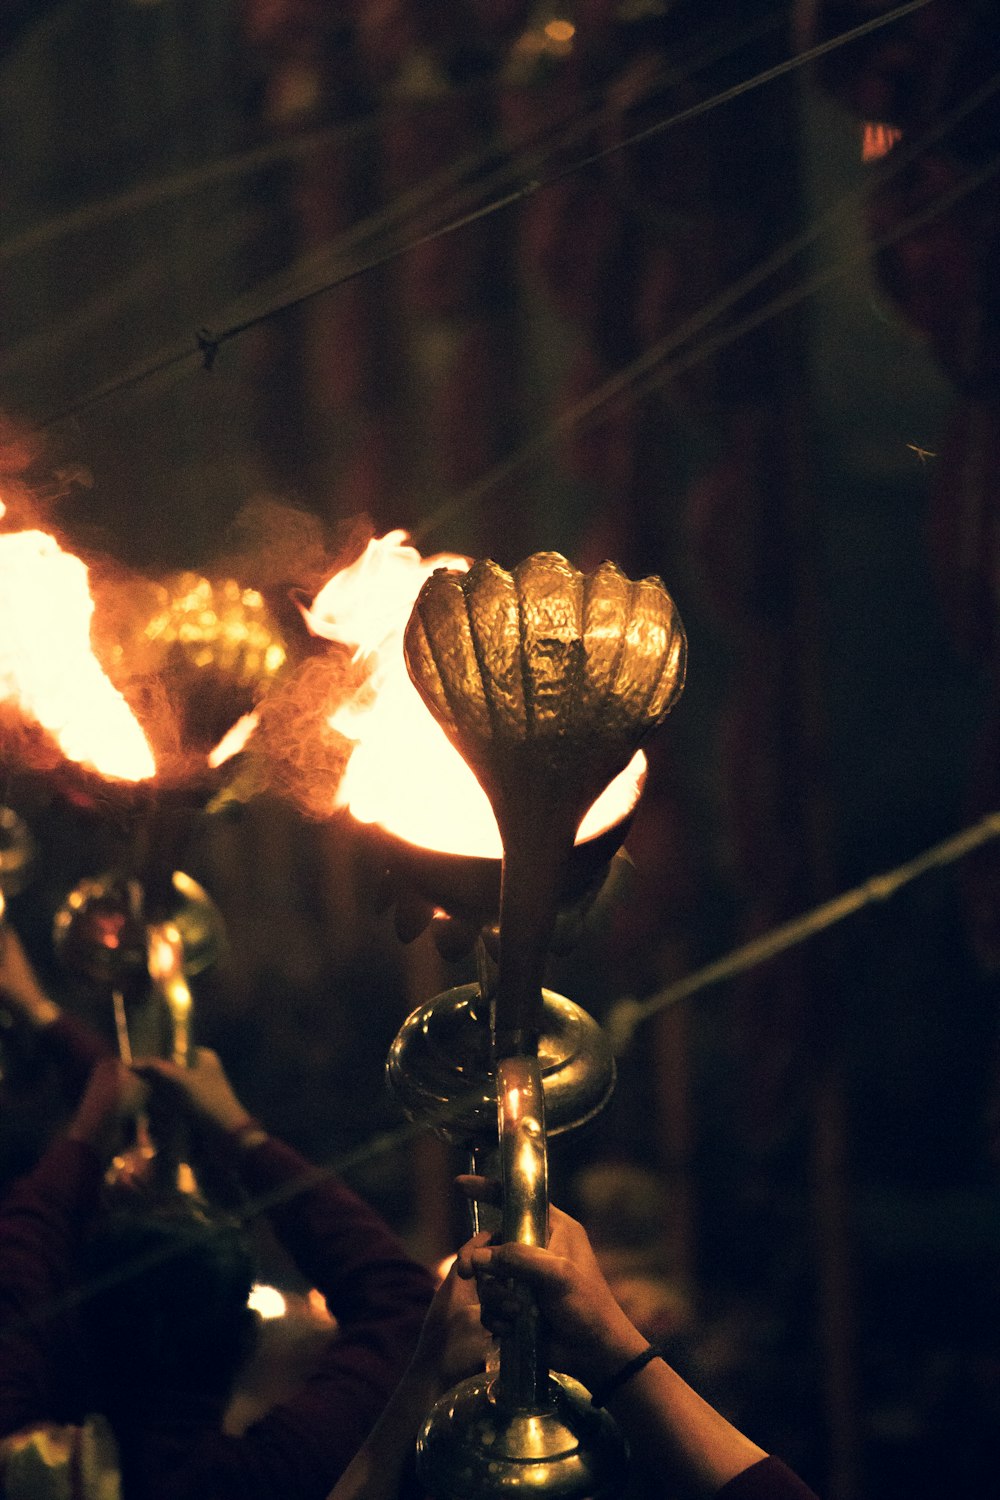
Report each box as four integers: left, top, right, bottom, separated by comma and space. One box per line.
52, 870, 223, 1197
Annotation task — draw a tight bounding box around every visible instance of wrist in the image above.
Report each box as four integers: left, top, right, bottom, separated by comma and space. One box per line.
573, 1322, 650, 1393
588, 1343, 664, 1408
403, 1353, 447, 1395
403, 1349, 464, 1407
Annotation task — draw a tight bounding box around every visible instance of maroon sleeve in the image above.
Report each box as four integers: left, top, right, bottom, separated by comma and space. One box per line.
41, 1014, 114, 1103
0, 1138, 104, 1435
716, 1456, 822, 1500
161, 1136, 436, 1500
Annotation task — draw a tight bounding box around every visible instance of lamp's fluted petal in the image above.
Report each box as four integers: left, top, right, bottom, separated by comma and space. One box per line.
608, 575, 686, 733
407, 568, 488, 742
404, 551, 686, 824
578, 562, 632, 719
404, 549, 686, 1045
464, 558, 524, 734
511, 553, 586, 736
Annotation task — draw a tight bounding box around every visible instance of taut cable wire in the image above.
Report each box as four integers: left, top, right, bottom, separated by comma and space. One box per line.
593, 124, 1000, 430
415, 110, 1000, 541
8, 0, 984, 1324
605, 810, 1000, 1052
1, 5, 785, 269
37, 0, 933, 429
2, 803, 997, 1336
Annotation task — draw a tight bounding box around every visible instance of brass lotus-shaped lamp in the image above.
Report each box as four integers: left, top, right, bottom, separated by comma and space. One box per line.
403, 551, 686, 1499
405, 550, 686, 1055
47, 570, 287, 1200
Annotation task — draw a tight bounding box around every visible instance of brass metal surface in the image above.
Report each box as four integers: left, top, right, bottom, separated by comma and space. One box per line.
416, 1371, 628, 1500
53, 869, 225, 988
401, 552, 685, 1496
404, 551, 685, 1050
386, 983, 615, 1146
118, 572, 287, 762
404, 551, 685, 841
496, 1055, 548, 1412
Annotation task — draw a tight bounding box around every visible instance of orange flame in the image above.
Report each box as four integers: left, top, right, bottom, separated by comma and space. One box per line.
303, 531, 645, 858
861, 122, 903, 162
0, 528, 156, 782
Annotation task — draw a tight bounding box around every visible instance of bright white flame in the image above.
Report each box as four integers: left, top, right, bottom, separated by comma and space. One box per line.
303, 531, 645, 858
304, 531, 488, 855
0, 530, 155, 781
247, 1284, 287, 1320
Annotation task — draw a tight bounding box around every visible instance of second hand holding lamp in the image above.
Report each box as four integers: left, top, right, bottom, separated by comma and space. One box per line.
399, 551, 687, 1498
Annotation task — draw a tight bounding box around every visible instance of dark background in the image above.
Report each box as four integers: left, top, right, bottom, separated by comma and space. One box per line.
2, 4, 999, 1497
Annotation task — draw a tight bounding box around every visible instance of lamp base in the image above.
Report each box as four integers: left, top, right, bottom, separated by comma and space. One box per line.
417, 1370, 629, 1500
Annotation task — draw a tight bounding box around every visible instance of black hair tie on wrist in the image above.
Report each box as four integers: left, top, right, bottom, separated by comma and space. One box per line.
589, 1344, 663, 1408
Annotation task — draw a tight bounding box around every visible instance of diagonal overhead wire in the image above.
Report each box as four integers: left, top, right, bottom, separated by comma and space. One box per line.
605, 809, 1000, 1051
414, 83, 1000, 542
3, 801, 997, 1337
0, 6, 786, 268
33, 0, 934, 429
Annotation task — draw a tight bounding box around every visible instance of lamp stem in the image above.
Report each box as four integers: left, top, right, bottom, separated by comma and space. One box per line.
492, 795, 578, 1058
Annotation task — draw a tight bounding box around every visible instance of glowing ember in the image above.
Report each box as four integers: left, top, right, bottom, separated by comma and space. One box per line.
303, 531, 646, 858
0, 529, 156, 782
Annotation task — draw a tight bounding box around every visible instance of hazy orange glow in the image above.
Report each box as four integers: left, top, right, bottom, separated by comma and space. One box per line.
0, 529, 156, 782
543, 19, 575, 44
862, 122, 903, 162
302, 531, 646, 858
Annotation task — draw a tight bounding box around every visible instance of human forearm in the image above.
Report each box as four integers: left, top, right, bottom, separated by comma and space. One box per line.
0, 1139, 104, 1434
327, 1257, 491, 1500
605, 1355, 767, 1499
0, 927, 59, 1028
6, 990, 59, 1028
237, 1134, 435, 1323
326, 1359, 443, 1500
459, 1195, 777, 1500
64, 1058, 147, 1169
0, 925, 112, 1101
